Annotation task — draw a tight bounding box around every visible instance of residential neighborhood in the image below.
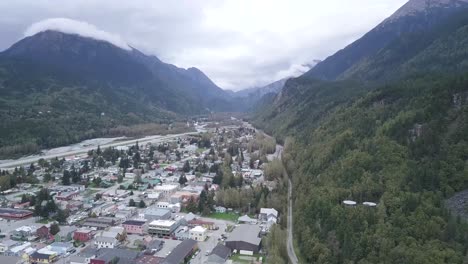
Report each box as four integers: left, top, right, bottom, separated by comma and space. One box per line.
0, 120, 285, 264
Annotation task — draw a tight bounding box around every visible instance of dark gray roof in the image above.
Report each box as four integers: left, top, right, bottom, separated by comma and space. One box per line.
78, 247, 99, 258
162, 239, 197, 264
95, 248, 140, 264
147, 239, 164, 250
225, 224, 261, 245
210, 244, 231, 260
123, 220, 147, 226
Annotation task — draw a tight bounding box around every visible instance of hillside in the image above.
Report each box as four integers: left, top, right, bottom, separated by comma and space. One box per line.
254, 1, 468, 263
0, 30, 233, 158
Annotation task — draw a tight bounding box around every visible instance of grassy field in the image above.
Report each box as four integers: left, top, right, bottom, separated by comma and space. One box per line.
207, 212, 239, 222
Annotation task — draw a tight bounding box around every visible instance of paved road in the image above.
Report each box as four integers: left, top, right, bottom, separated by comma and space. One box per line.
0, 131, 199, 170
287, 177, 299, 264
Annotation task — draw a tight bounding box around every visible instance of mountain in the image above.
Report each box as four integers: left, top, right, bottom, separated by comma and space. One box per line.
0, 30, 232, 157
234, 78, 288, 98
304, 0, 468, 81
254, 1, 468, 263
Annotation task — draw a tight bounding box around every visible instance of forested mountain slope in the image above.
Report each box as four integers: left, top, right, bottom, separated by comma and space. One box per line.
0, 30, 233, 158
254, 2, 468, 263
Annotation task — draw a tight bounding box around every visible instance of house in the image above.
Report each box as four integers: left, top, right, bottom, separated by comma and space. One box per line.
189, 226, 207, 242
145, 240, 164, 253
29, 251, 57, 264
71, 247, 97, 264
73, 229, 93, 242
174, 226, 190, 240
36, 226, 50, 240
161, 239, 197, 264
147, 220, 180, 237
48, 242, 73, 254
238, 215, 257, 224
11, 226, 37, 241
225, 225, 262, 254
115, 209, 135, 220
259, 208, 278, 222
55, 226, 77, 242
144, 207, 171, 221
122, 220, 147, 235
154, 184, 179, 197
206, 244, 231, 264
214, 206, 226, 213
94, 236, 117, 249
0, 240, 18, 255
90, 248, 139, 264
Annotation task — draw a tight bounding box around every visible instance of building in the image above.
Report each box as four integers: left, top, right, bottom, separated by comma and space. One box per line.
73, 229, 93, 242
54, 226, 77, 242
82, 217, 115, 230
94, 236, 117, 249
36, 226, 50, 240
169, 191, 199, 204
214, 206, 226, 213
259, 208, 278, 222
161, 239, 197, 264
189, 226, 207, 242
173, 226, 190, 240
187, 219, 215, 230
147, 220, 180, 237
144, 207, 171, 221
90, 248, 139, 264
29, 251, 57, 264
154, 184, 179, 196
122, 220, 147, 235
115, 209, 135, 220
238, 215, 257, 224
48, 242, 73, 254
206, 244, 231, 264
0, 208, 33, 220
225, 225, 262, 254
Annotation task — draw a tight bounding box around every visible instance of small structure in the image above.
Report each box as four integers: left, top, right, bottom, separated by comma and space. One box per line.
29, 251, 57, 264
363, 202, 377, 207
259, 208, 278, 222
343, 200, 357, 206
214, 206, 226, 213
189, 226, 207, 242
238, 215, 257, 224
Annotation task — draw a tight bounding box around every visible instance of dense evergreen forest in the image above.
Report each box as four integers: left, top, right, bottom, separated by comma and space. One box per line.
254, 6, 468, 264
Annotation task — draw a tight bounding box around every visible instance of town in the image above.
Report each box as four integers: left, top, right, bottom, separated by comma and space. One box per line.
0, 119, 286, 264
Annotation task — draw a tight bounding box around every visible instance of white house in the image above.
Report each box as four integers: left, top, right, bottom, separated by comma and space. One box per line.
94, 236, 117, 249
259, 208, 278, 222
189, 226, 207, 242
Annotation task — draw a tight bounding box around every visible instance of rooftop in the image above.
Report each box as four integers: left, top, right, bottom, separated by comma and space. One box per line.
149, 220, 177, 227
226, 224, 261, 245
162, 239, 197, 264
123, 220, 147, 226
190, 226, 207, 233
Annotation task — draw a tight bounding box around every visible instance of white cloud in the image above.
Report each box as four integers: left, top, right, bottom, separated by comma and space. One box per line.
0, 0, 409, 90
24, 17, 131, 50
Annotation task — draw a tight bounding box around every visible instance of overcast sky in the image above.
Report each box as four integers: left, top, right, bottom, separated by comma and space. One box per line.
0, 0, 407, 90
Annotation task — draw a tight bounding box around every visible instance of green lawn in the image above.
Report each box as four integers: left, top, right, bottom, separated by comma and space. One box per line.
207, 212, 238, 222
230, 253, 263, 263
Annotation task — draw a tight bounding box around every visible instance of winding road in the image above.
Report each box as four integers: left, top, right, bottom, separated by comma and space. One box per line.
287, 177, 299, 264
